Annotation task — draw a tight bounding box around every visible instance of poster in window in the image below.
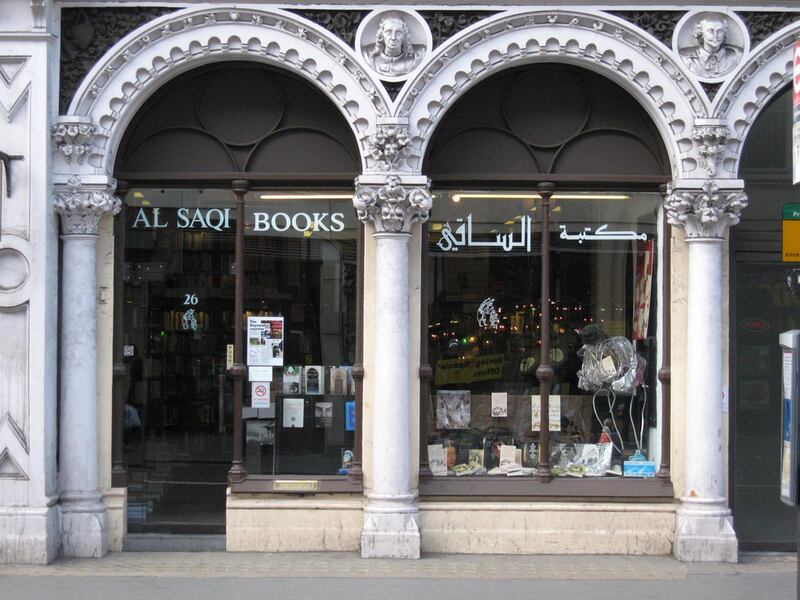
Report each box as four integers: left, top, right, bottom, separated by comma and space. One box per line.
427, 444, 447, 476
531, 394, 561, 431
304, 366, 325, 395
247, 316, 284, 366
282, 397, 304, 428
632, 240, 654, 341
345, 400, 356, 431
329, 366, 351, 395
436, 390, 471, 429
315, 402, 333, 428
491, 392, 508, 417
283, 366, 302, 394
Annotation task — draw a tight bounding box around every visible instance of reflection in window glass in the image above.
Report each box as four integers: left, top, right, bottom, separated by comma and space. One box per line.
426, 191, 660, 478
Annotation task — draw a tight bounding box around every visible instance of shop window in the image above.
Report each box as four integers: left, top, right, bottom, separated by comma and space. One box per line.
122, 188, 360, 530
423, 191, 661, 481
241, 192, 359, 476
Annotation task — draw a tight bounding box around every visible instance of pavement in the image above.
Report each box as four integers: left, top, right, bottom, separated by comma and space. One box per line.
0, 551, 796, 600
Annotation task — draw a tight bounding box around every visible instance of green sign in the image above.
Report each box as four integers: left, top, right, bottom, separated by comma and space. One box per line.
783, 204, 800, 220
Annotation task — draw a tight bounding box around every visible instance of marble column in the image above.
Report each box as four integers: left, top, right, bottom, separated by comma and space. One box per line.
54, 176, 121, 557
353, 174, 431, 559
665, 179, 747, 563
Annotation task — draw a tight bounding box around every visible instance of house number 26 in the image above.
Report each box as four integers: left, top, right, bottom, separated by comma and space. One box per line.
183, 293, 199, 306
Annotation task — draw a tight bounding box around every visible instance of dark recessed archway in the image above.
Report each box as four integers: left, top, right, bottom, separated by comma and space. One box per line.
423, 64, 670, 187
115, 61, 360, 185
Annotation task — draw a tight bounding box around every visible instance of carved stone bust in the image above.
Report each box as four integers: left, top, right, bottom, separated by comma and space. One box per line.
363, 15, 424, 77
678, 13, 743, 78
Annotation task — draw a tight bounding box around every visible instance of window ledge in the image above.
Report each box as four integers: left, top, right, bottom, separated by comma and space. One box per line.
419, 474, 673, 499
231, 474, 363, 494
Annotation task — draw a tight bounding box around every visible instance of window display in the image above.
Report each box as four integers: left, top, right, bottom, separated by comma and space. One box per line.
425, 191, 660, 480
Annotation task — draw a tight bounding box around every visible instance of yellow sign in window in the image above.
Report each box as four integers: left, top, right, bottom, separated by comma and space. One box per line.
784, 204, 800, 262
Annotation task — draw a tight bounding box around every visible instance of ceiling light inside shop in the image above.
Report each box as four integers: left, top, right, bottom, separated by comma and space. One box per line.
451, 193, 630, 202
258, 193, 353, 200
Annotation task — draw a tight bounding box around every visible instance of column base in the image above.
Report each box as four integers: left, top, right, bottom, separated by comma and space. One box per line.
60, 492, 108, 558
0, 502, 60, 564
361, 509, 420, 559
674, 500, 738, 563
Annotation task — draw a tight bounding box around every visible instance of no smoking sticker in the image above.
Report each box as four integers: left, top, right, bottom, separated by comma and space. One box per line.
251, 382, 271, 408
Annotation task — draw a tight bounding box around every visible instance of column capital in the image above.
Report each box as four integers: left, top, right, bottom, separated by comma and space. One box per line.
54, 175, 122, 236
664, 179, 748, 240
353, 174, 432, 235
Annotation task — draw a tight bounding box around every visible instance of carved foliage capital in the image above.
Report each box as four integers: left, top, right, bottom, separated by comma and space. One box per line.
353, 175, 432, 234
691, 123, 729, 177
52, 121, 98, 164
665, 180, 748, 239
367, 124, 412, 171
54, 176, 122, 235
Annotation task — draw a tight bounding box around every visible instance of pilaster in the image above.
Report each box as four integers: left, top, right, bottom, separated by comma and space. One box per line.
353, 173, 431, 559
0, 0, 60, 564
665, 179, 747, 563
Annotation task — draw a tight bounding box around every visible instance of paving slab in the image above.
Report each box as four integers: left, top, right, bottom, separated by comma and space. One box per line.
0, 551, 795, 600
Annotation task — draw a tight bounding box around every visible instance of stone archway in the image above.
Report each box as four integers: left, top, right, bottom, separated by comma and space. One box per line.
395, 9, 706, 180
712, 21, 800, 178
55, 5, 391, 181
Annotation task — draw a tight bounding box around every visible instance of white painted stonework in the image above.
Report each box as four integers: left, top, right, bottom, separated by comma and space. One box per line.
354, 174, 431, 558
0, 0, 60, 564
0, 1, 798, 562
54, 177, 120, 558
665, 180, 747, 562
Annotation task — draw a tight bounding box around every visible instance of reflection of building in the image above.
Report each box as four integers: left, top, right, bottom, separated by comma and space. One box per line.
1, 2, 798, 564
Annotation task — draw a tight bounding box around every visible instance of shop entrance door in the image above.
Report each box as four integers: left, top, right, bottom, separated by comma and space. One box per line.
122, 190, 234, 534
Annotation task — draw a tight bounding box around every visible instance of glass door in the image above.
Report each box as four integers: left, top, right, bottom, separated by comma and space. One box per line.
122, 189, 234, 534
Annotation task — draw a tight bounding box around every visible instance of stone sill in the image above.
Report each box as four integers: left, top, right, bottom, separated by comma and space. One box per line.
419, 475, 674, 499
230, 474, 363, 495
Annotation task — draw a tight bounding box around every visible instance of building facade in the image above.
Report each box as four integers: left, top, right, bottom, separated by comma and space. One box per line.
0, 0, 798, 563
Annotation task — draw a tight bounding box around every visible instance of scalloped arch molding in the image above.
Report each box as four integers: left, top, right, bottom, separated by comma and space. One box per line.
62, 6, 798, 182
713, 19, 800, 178
65, 6, 391, 177
397, 9, 709, 178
